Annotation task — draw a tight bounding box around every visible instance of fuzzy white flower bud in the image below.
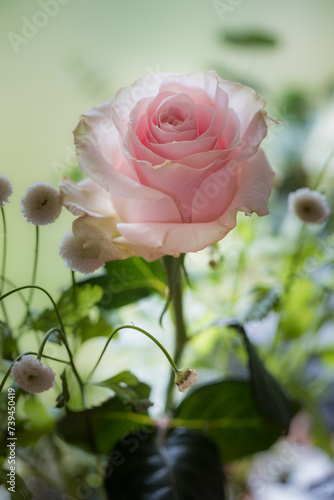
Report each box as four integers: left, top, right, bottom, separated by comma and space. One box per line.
20, 182, 62, 225
0, 175, 13, 207
288, 188, 331, 224
58, 231, 105, 274
11, 355, 56, 393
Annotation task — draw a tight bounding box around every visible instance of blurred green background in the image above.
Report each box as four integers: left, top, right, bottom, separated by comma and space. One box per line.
1, 0, 334, 299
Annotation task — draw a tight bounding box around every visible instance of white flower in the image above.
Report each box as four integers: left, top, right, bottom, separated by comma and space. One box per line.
0, 175, 13, 207
175, 368, 198, 393
20, 182, 62, 225
58, 231, 105, 274
11, 356, 56, 393
288, 188, 331, 224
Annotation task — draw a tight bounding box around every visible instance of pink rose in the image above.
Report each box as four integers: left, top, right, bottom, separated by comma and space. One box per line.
60, 71, 274, 269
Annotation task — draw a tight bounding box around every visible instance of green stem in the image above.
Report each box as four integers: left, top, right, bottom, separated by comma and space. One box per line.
0, 285, 66, 335
27, 225, 39, 311
88, 325, 179, 381
71, 270, 78, 307
285, 223, 307, 294
37, 327, 84, 404
0, 350, 69, 393
312, 148, 334, 190
163, 255, 188, 413
0, 207, 10, 326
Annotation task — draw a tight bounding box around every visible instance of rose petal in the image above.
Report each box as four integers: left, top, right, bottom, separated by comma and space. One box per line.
116, 219, 232, 256
225, 148, 275, 217
60, 177, 115, 217
112, 72, 177, 137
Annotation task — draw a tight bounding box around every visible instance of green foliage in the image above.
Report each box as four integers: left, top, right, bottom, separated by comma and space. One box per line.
221, 30, 278, 47
57, 381, 152, 455
32, 284, 104, 334
175, 380, 283, 462
0, 321, 18, 361
79, 257, 166, 310
91, 371, 152, 408
242, 285, 281, 323
15, 398, 55, 446
229, 323, 291, 427
105, 429, 225, 500
55, 368, 70, 409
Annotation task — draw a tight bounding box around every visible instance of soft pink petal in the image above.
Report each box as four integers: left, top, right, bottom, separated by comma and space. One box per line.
159, 71, 220, 104
218, 77, 267, 137
112, 72, 177, 137
111, 191, 182, 224
74, 114, 178, 206
116, 219, 233, 256
191, 165, 238, 223
60, 177, 115, 217
224, 148, 275, 217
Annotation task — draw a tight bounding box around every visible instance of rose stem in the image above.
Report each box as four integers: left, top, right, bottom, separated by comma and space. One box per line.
163, 254, 188, 413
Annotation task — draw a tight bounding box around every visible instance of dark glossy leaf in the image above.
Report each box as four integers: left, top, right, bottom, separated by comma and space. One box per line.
222, 30, 278, 47
229, 323, 291, 428
175, 379, 283, 462
79, 257, 166, 310
105, 428, 225, 500
55, 368, 70, 409
57, 382, 152, 454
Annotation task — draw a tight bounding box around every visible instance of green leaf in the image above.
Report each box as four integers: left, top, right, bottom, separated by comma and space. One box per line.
0, 321, 18, 361
100, 370, 139, 386
93, 371, 150, 407
79, 257, 166, 310
32, 284, 103, 331
73, 314, 113, 340
55, 368, 70, 409
242, 285, 281, 323
229, 323, 291, 428
105, 429, 225, 500
57, 389, 153, 455
174, 379, 283, 462
222, 30, 278, 47
14, 398, 55, 447
0, 467, 32, 500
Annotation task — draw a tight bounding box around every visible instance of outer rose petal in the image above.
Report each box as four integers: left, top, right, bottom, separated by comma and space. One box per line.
116, 149, 273, 256
226, 148, 274, 217
60, 177, 115, 217
116, 219, 232, 256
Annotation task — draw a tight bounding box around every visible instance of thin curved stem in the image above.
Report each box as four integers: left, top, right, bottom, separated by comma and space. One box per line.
0, 285, 66, 336
37, 327, 84, 404
26, 225, 39, 311
88, 324, 179, 381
